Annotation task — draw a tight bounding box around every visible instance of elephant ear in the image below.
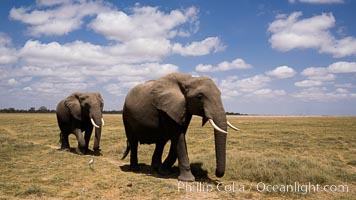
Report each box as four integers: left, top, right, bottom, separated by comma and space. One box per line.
152, 78, 186, 126
64, 93, 82, 121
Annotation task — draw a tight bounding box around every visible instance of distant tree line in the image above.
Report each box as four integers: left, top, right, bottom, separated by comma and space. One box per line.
103, 110, 123, 114
0, 107, 243, 115
0, 107, 123, 114
225, 112, 246, 115
0, 106, 55, 113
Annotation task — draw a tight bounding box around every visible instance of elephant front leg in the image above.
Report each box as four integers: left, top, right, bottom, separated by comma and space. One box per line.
84, 127, 93, 152
177, 133, 195, 182
73, 128, 86, 155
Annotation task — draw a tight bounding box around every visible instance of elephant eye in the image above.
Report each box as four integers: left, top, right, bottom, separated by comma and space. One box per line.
196, 93, 203, 100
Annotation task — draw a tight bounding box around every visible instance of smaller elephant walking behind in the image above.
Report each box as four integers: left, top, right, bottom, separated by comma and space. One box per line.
122, 73, 239, 181
56, 92, 104, 155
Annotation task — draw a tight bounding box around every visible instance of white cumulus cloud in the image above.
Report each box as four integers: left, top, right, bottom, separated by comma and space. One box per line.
195, 58, 252, 72
336, 88, 348, 93
327, 61, 356, 73
266, 65, 296, 79
297, 61, 356, 92
172, 37, 225, 56
4, 3, 217, 103
293, 87, 356, 102
18, 39, 173, 67
9, 0, 112, 36
249, 89, 286, 98
218, 74, 289, 101
235, 74, 272, 92
300, 61, 356, 86
7, 78, 19, 87
295, 80, 323, 87
301, 67, 336, 81
36, 0, 71, 7
89, 6, 199, 42
0, 33, 17, 64
268, 12, 356, 57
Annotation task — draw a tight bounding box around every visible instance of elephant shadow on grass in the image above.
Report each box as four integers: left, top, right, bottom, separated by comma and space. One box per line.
61, 147, 102, 156
119, 162, 218, 184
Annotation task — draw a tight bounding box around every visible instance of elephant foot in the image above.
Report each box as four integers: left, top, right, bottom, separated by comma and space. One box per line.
130, 164, 140, 172
93, 148, 102, 156
60, 147, 70, 151
151, 161, 161, 172
158, 165, 174, 175
178, 170, 195, 182
75, 147, 85, 155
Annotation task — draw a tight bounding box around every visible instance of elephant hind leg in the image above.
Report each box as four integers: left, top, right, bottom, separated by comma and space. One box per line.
151, 142, 166, 171
129, 139, 139, 171
160, 140, 178, 175
60, 132, 70, 151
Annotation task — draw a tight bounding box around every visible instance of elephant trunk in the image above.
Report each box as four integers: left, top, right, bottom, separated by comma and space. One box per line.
93, 125, 101, 150
213, 114, 227, 178
89, 109, 103, 128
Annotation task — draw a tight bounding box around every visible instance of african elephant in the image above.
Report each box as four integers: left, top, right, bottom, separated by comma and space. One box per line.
121, 73, 239, 181
56, 92, 104, 155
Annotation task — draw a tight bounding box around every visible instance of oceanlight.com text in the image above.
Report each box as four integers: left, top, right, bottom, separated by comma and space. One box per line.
256, 182, 349, 194
177, 181, 349, 194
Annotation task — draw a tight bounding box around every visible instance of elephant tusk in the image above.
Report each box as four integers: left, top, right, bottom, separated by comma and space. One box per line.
227, 121, 240, 131
91, 118, 100, 128
208, 119, 228, 134
101, 118, 105, 126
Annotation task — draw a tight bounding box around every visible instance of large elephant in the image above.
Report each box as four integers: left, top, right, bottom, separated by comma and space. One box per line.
121, 73, 238, 181
56, 92, 104, 155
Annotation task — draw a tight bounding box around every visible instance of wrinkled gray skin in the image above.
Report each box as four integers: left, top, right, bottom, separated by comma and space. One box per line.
56, 92, 104, 155
122, 73, 228, 181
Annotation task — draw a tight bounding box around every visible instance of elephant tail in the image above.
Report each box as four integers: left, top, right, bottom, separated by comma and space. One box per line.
121, 140, 130, 160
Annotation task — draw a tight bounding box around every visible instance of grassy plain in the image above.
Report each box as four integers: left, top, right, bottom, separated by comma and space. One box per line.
0, 114, 355, 199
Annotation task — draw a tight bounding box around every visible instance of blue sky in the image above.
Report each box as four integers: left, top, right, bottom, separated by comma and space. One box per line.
0, 0, 355, 115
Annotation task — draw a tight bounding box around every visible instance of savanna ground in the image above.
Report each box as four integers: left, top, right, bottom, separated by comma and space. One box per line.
0, 114, 355, 199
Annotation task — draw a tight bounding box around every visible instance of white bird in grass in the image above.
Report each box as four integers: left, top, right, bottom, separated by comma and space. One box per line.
89, 158, 94, 169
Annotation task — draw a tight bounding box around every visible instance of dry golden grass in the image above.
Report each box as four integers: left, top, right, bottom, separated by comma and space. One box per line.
0, 114, 355, 199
